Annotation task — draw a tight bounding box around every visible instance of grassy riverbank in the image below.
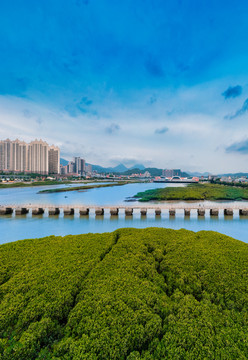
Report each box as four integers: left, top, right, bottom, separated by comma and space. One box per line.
134, 183, 248, 201
38, 181, 129, 193
0, 180, 73, 188
1, 228, 248, 359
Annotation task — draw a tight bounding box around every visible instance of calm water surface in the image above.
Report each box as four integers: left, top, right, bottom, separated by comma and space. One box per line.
0, 182, 248, 244
0, 182, 183, 206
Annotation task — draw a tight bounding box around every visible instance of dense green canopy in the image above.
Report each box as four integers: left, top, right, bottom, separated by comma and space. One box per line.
1, 228, 248, 359
134, 183, 248, 201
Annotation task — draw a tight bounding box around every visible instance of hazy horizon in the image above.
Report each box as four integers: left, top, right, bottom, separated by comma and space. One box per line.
1, 1, 248, 173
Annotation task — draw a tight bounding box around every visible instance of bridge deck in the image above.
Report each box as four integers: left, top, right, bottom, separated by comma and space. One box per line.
1, 203, 248, 210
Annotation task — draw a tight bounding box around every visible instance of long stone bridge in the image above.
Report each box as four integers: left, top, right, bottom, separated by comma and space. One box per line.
1, 203, 248, 216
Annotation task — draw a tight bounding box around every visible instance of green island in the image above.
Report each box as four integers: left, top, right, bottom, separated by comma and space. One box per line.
134, 183, 248, 201
1, 228, 248, 359
38, 181, 129, 193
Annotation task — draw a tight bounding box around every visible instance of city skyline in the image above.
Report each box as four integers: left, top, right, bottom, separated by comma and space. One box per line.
1, 1, 248, 172
0, 138, 60, 174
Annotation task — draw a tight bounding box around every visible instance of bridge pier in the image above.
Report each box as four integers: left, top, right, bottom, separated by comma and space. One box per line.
0, 207, 13, 215
1, 205, 243, 219
64, 208, 74, 216
224, 208, 233, 216
210, 209, 219, 216
49, 207, 60, 216
239, 209, 248, 216
16, 207, 29, 215
32, 208, 44, 215
125, 208, 133, 216
80, 208, 90, 216
95, 208, 104, 216
198, 209, 205, 216
184, 209, 190, 216
155, 208, 161, 216
110, 208, 119, 216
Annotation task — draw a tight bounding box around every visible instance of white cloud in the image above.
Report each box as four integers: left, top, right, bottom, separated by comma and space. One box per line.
1, 78, 248, 173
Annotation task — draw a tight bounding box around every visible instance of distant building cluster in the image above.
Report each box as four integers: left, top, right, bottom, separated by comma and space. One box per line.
0, 139, 60, 174
128, 171, 151, 178
60, 157, 92, 176
219, 175, 248, 184
162, 169, 182, 177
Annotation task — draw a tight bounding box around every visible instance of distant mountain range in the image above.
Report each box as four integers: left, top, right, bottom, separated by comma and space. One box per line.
218, 173, 248, 177
92, 163, 147, 173
188, 171, 248, 178
60, 159, 146, 173
60, 159, 248, 178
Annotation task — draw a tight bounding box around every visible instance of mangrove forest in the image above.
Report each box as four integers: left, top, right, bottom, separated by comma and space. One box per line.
0, 228, 248, 359
134, 183, 248, 201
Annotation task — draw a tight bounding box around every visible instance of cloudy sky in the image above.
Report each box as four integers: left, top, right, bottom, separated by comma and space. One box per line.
1, 0, 248, 172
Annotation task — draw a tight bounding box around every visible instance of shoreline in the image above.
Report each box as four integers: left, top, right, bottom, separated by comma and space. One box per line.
0, 180, 86, 188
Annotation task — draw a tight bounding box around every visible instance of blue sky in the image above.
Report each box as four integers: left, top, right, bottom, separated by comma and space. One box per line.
1, 0, 248, 172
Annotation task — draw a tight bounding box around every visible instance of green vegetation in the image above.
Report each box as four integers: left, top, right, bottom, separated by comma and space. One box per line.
134, 183, 248, 201
212, 179, 248, 188
0, 180, 72, 188
1, 228, 248, 359
38, 181, 129, 193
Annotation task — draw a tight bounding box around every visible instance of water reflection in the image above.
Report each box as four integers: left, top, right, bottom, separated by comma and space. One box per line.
125, 215, 133, 220
110, 215, 119, 222
79, 214, 89, 220
239, 215, 248, 221
95, 215, 104, 222
63, 215, 75, 221
223, 215, 234, 222
209, 215, 219, 222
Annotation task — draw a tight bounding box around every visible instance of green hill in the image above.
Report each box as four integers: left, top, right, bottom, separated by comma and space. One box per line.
1, 228, 248, 359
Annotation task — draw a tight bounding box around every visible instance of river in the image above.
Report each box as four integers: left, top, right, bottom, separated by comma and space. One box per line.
0, 182, 248, 244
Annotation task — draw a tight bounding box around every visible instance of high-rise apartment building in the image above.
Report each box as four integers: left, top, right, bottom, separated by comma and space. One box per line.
74, 157, 81, 174
0, 138, 60, 174
67, 161, 75, 174
15, 140, 28, 172
0, 139, 13, 171
70, 156, 86, 175
28, 140, 49, 174
80, 158, 86, 174
48, 145, 60, 174
64, 157, 86, 175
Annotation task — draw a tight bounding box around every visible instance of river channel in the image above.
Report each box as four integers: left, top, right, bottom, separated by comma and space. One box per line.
0, 182, 248, 243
